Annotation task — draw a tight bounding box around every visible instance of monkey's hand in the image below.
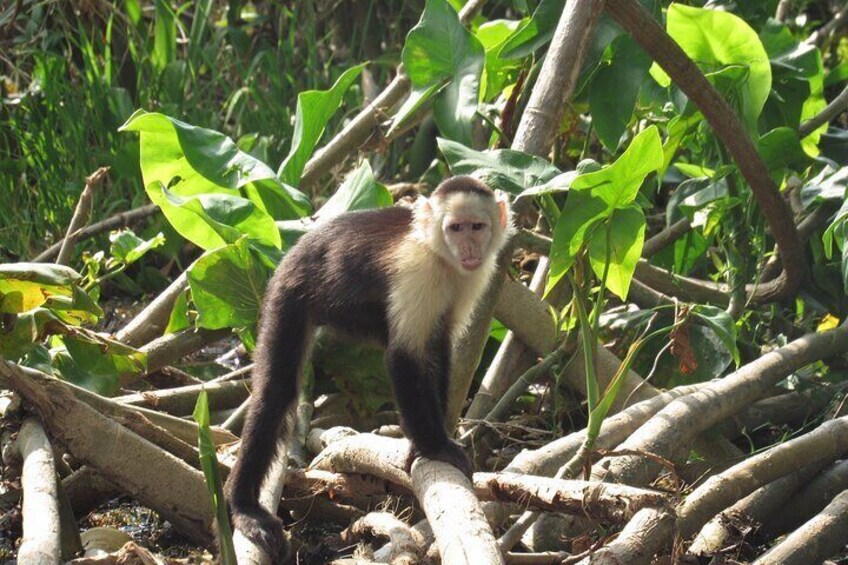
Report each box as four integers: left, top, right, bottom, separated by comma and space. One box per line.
230, 507, 290, 561
406, 439, 473, 479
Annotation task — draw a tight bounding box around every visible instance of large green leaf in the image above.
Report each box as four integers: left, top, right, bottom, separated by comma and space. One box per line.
187, 239, 268, 332
437, 137, 562, 194
497, 0, 564, 60
58, 333, 146, 395
476, 19, 523, 101
401, 0, 484, 145
0, 263, 80, 313
548, 190, 608, 293
315, 161, 392, 220
388, 83, 448, 138
146, 182, 281, 252
120, 111, 311, 220
570, 126, 663, 209
654, 4, 771, 133
760, 20, 826, 157
757, 127, 810, 173
109, 230, 166, 265
587, 205, 646, 300
547, 127, 662, 294
589, 35, 653, 152
278, 64, 366, 186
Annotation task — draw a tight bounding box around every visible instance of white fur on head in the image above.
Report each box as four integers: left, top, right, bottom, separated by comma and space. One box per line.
385, 183, 514, 352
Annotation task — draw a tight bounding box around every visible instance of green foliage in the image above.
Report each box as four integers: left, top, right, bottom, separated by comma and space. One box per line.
548, 127, 663, 297
438, 138, 562, 194
0, 263, 144, 394
652, 4, 772, 133
315, 161, 393, 220
120, 110, 311, 223
396, 0, 485, 144
589, 35, 652, 151
278, 64, 367, 186
187, 238, 269, 342
193, 391, 236, 565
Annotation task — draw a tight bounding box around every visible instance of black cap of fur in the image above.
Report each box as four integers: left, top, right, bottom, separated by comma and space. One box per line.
432, 176, 494, 199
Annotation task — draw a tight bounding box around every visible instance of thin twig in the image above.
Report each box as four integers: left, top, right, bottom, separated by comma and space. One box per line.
56, 167, 110, 266
33, 204, 158, 262
799, 83, 848, 138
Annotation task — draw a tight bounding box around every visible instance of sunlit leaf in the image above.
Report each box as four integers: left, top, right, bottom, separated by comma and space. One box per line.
653, 4, 771, 133
278, 64, 366, 186
120, 110, 311, 221
587, 205, 646, 300
401, 0, 484, 144
187, 239, 268, 333
315, 161, 392, 220
438, 137, 561, 194
0, 263, 80, 313
146, 182, 281, 253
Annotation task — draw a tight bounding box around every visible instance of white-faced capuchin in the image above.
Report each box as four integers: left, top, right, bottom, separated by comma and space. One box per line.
225, 175, 514, 557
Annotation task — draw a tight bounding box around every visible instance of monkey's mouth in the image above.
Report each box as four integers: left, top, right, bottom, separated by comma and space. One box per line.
461, 257, 482, 270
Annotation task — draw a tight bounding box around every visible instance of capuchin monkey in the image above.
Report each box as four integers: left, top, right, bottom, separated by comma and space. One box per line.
225, 176, 514, 557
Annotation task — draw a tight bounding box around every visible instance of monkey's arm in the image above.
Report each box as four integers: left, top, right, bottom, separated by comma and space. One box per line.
386, 345, 472, 477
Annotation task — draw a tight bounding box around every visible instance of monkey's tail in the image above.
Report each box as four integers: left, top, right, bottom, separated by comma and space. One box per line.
225, 291, 309, 514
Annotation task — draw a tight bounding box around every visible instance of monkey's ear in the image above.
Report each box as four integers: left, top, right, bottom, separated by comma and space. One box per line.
416, 196, 433, 230
495, 192, 510, 228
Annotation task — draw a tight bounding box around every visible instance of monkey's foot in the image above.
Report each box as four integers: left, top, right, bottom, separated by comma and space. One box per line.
407, 439, 473, 478
231, 508, 290, 561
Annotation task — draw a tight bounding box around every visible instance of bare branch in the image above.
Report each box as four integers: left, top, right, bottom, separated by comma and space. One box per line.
56, 167, 110, 266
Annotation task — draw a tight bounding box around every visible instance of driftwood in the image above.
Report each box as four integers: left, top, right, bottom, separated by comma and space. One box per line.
763, 458, 848, 536
594, 323, 848, 486
1, 360, 215, 546
752, 488, 848, 565
687, 461, 827, 556
341, 512, 427, 564
474, 473, 671, 523
114, 378, 250, 416
16, 417, 63, 564
412, 458, 504, 565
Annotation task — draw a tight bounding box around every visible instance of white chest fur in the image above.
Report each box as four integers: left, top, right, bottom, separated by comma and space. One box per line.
386, 240, 494, 354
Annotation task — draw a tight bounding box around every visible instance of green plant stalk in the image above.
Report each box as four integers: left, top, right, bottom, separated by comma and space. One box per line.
194, 391, 236, 565
570, 271, 598, 420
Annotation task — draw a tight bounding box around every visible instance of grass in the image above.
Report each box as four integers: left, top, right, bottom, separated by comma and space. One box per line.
0, 0, 414, 260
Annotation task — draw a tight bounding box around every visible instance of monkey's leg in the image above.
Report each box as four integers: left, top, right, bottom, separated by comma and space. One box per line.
387, 345, 472, 477
225, 296, 309, 558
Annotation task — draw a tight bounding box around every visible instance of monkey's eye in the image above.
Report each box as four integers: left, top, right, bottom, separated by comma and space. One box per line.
449, 223, 463, 232
471, 223, 486, 231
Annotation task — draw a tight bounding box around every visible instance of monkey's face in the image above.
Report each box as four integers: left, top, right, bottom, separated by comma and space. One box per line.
437, 193, 504, 274
442, 216, 492, 271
